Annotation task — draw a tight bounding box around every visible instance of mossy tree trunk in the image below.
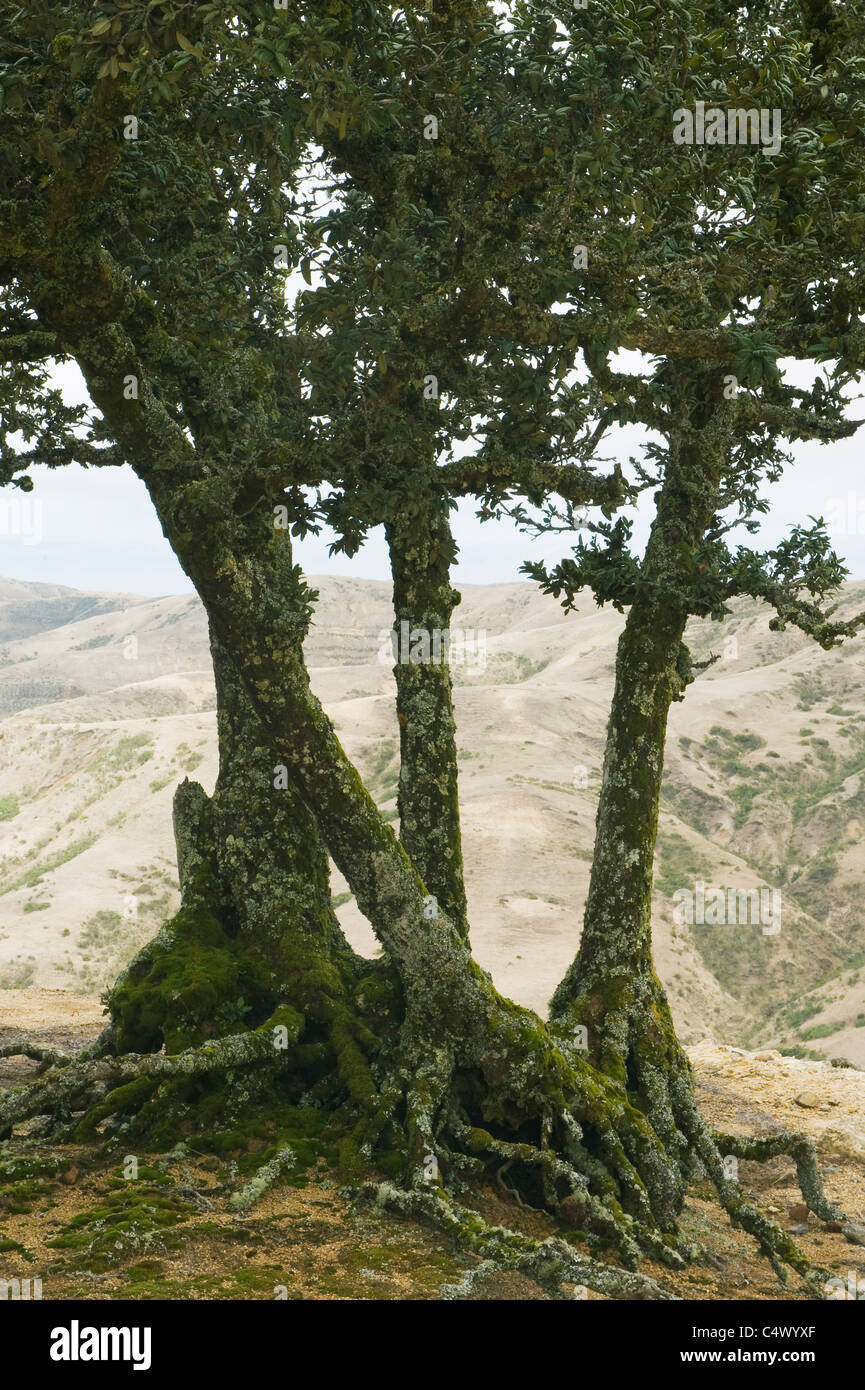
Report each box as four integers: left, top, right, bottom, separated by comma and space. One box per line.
550, 380, 730, 1164
104, 623, 391, 1127
385, 498, 468, 935
125, 489, 701, 1240
207, 628, 358, 975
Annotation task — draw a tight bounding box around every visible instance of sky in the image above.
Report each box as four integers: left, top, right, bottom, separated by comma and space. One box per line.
1, 360, 864, 598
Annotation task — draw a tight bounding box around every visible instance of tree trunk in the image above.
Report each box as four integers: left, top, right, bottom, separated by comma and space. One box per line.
208, 628, 358, 975
105, 624, 389, 1120
550, 385, 727, 1157
548, 551, 691, 1069
385, 501, 468, 935
117, 490, 696, 1236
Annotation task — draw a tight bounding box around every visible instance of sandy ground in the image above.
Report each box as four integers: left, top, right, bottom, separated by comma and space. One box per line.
690, 1041, 865, 1159
0, 988, 104, 1034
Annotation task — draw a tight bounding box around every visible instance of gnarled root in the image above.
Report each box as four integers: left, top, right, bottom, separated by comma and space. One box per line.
710, 1127, 842, 1224
339, 989, 695, 1274
0, 1042, 74, 1072
0, 966, 843, 1299
0, 1017, 296, 1140
551, 969, 844, 1294
356, 1182, 679, 1301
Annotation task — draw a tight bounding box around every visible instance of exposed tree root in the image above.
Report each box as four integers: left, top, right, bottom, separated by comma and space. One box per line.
0, 1019, 296, 1140
509, 982, 851, 1292
228, 1146, 296, 1213
0, 980, 844, 1300
337, 981, 836, 1294
689, 1121, 831, 1292
0, 1030, 117, 1076
711, 1128, 843, 1224
0, 1042, 73, 1072
356, 1182, 679, 1300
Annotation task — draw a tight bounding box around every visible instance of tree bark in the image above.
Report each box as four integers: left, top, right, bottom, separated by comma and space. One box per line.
105, 620, 382, 1105
385, 500, 468, 935
550, 382, 728, 1146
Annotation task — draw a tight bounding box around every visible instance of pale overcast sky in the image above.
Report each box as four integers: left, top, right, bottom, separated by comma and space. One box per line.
1, 358, 863, 596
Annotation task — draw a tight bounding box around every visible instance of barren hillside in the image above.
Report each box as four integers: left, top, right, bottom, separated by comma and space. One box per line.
1, 574, 864, 1063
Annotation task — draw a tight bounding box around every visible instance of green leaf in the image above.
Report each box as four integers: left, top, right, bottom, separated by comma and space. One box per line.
176, 32, 204, 60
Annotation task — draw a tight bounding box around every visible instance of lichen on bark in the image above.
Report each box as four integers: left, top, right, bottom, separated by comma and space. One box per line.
385, 499, 468, 935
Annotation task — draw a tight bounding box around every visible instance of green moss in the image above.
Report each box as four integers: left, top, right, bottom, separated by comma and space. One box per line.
0, 1154, 71, 1182
74, 1076, 159, 1141
374, 1148, 407, 1179
0, 1237, 33, 1260
107, 867, 272, 1053
126, 1259, 166, 1283
0, 1178, 52, 1214
46, 1184, 192, 1271
232, 1265, 286, 1294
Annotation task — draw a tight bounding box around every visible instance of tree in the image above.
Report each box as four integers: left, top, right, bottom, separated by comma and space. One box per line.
520, 0, 865, 1254
532, 364, 860, 1196
1, 0, 862, 1297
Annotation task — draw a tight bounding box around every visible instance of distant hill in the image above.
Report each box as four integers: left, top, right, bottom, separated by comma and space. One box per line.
1, 573, 864, 1063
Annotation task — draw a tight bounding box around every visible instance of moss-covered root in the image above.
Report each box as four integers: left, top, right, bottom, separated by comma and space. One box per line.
343, 994, 694, 1270
359, 1182, 679, 1301
554, 973, 712, 1229
711, 1129, 845, 1225
557, 988, 836, 1291
678, 1107, 833, 1295
0, 1027, 118, 1077
447, 1117, 683, 1270
0, 1015, 301, 1139
229, 1147, 296, 1214
545, 975, 843, 1291
0, 1041, 73, 1072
